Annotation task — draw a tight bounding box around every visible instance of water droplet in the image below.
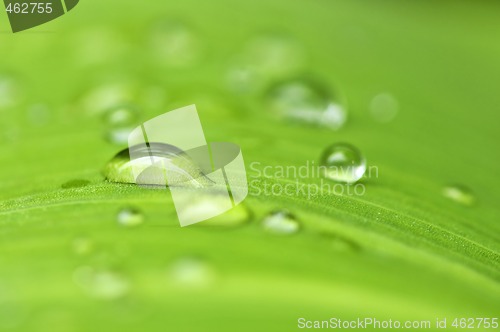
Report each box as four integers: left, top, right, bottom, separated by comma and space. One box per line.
103, 104, 139, 145
73, 266, 129, 300
103, 143, 212, 188
149, 21, 202, 67
320, 143, 366, 183
442, 185, 475, 206
62, 179, 91, 189
81, 82, 137, 115
72, 236, 93, 256
188, 196, 250, 227
167, 257, 216, 288
0, 75, 21, 109
117, 207, 144, 227
370, 93, 399, 123
266, 77, 347, 130
262, 210, 300, 235
320, 233, 361, 252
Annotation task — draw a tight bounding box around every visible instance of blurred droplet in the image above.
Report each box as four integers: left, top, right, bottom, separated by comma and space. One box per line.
167, 257, 216, 288
370, 93, 399, 123
62, 179, 90, 189
149, 21, 202, 68
103, 143, 212, 188
27, 103, 51, 126
266, 77, 347, 130
0, 75, 21, 109
320, 143, 366, 183
117, 207, 144, 227
443, 185, 475, 206
103, 104, 139, 145
72, 236, 93, 256
262, 210, 300, 235
73, 266, 129, 300
81, 82, 137, 115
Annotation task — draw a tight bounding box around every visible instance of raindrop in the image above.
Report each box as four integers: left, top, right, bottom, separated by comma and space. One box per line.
320, 143, 366, 184
117, 207, 144, 227
370, 93, 399, 123
103, 104, 139, 145
266, 77, 347, 130
442, 185, 475, 206
262, 210, 300, 235
103, 143, 213, 188
73, 266, 129, 300
167, 257, 216, 288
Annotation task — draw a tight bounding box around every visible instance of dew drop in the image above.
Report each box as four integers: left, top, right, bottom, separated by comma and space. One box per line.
266, 77, 347, 130
149, 21, 202, 67
117, 207, 144, 227
103, 104, 140, 145
167, 257, 216, 288
320, 143, 366, 184
262, 210, 300, 235
370, 93, 399, 123
73, 266, 129, 300
103, 143, 212, 188
442, 185, 475, 206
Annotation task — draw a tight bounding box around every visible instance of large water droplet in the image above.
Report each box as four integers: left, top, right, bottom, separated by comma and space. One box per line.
117, 207, 144, 227
370, 93, 399, 123
266, 77, 347, 130
167, 257, 216, 288
262, 210, 300, 235
442, 185, 475, 206
320, 143, 366, 183
73, 266, 129, 300
149, 21, 202, 67
104, 143, 213, 188
103, 104, 139, 145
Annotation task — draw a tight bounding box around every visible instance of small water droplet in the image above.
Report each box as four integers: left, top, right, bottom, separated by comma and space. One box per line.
103, 104, 139, 145
442, 185, 475, 206
103, 143, 212, 188
73, 266, 129, 300
117, 207, 144, 227
187, 196, 250, 227
81, 82, 137, 115
370, 93, 399, 123
262, 210, 300, 235
149, 21, 202, 67
320, 143, 366, 184
266, 77, 347, 130
167, 257, 216, 288
72, 236, 93, 256
0, 75, 21, 109
62, 179, 91, 189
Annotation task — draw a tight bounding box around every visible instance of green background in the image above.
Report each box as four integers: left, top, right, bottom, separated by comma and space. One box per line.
0, 0, 499, 331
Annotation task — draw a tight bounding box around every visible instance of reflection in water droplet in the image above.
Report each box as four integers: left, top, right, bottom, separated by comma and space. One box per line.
443, 185, 475, 206
62, 179, 91, 189
266, 78, 347, 130
320, 143, 366, 183
117, 207, 144, 227
262, 210, 300, 235
72, 236, 93, 256
370, 93, 399, 123
73, 266, 129, 300
103, 143, 213, 188
150, 21, 202, 67
0, 75, 21, 109
103, 104, 139, 145
167, 257, 216, 288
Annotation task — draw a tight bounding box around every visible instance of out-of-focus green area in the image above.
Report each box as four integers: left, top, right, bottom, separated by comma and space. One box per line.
0, 0, 499, 331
